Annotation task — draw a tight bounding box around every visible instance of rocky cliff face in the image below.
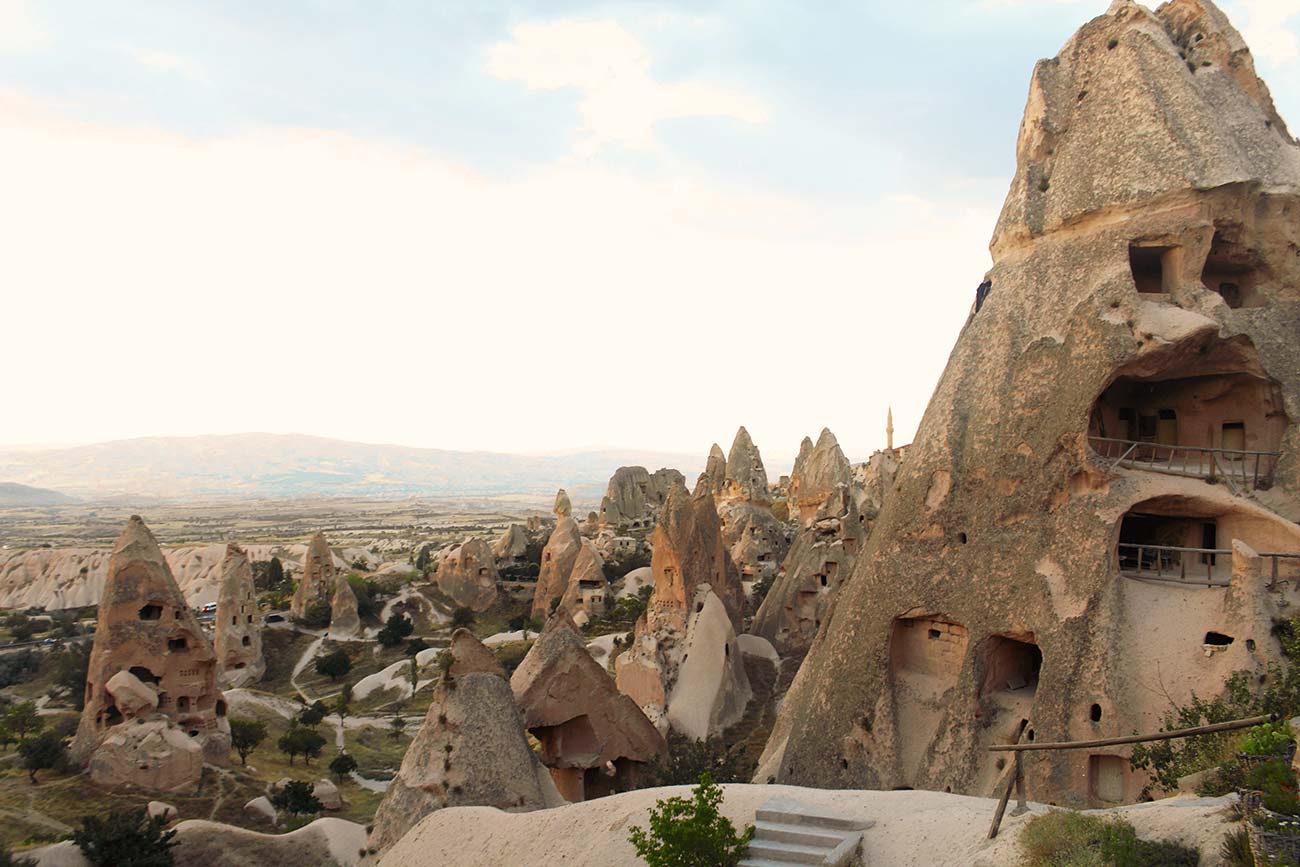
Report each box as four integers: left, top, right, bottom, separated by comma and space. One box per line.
214, 544, 264, 688
759, 0, 1300, 808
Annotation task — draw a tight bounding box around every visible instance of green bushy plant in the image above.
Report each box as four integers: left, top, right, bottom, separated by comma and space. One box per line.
1019, 811, 1198, 867
627, 774, 753, 867
73, 808, 177, 867
1241, 722, 1296, 757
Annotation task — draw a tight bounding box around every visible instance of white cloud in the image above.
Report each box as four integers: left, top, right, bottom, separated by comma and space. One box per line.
133, 50, 206, 80
1224, 0, 1300, 64
0, 0, 47, 53
486, 19, 768, 156
0, 88, 996, 459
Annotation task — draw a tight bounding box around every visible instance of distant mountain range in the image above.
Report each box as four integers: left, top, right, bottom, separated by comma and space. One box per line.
0, 482, 78, 506
0, 433, 705, 503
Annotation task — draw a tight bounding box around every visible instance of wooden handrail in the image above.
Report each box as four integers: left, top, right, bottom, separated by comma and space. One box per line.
988, 714, 1274, 752
1088, 436, 1281, 459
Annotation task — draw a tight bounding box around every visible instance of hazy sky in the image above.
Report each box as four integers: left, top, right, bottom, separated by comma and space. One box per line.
3, 0, 1298, 463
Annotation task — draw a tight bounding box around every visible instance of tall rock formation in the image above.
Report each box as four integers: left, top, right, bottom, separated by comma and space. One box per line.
759, 0, 1300, 808
557, 541, 608, 625
699, 444, 728, 498
531, 489, 585, 620
72, 516, 229, 792
492, 524, 529, 562
722, 426, 770, 505
615, 481, 751, 736
214, 544, 264, 688
435, 538, 501, 612
329, 572, 361, 637
598, 466, 685, 529
367, 630, 562, 852
753, 428, 867, 653
290, 532, 336, 622
511, 615, 665, 800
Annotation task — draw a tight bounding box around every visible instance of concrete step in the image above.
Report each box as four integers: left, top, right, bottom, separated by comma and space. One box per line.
745, 840, 831, 865
740, 860, 816, 867
754, 821, 850, 849
755, 798, 873, 832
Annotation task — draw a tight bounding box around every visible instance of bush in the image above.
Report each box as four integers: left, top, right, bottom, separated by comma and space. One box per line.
377, 613, 414, 648
49, 642, 92, 708
73, 808, 177, 867
1219, 827, 1252, 867
277, 725, 327, 766
493, 641, 533, 677
0, 845, 34, 867
406, 637, 429, 657
297, 599, 332, 630
641, 734, 755, 788
18, 730, 63, 783
347, 574, 380, 620
0, 650, 38, 689
1019, 811, 1199, 867
329, 753, 358, 782
299, 700, 330, 727
271, 780, 322, 816
450, 607, 475, 629
315, 649, 352, 682
628, 774, 753, 867
1241, 721, 1295, 757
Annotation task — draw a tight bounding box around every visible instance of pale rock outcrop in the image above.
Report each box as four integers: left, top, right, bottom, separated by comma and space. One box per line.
329, 574, 361, 637
531, 491, 585, 620
615, 482, 752, 737
367, 630, 562, 853
719, 503, 789, 583
435, 538, 500, 612
760, 0, 1300, 807
215, 543, 265, 688
147, 801, 178, 823
665, 588, 752, 740
314, 779, 344, 811
787, 429, 853, 527
244, 796, 277, 825
492, 524, 529, 562
721, 427, 770, 505
699, 443, 728, 498
558, 541, 608, 621
598, 466, 685, 529
290, 532, 336, 621
511, 616, 666, 800
72, 516, 229, 792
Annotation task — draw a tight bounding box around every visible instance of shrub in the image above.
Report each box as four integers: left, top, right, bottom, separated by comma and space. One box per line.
641, 734, 755, 788
450, 607, 475, 629
329, 752, 358, 782
271, 780, 322, 816
49, 642, 92, 708
298, 599, 332, 630
628, 774, 753, 867
0, 650, 38, 689
229, 718, 267, 766
315, 649, 352, 682
493, 641, 533, 677
347, 574, 380, 620
377, 613, 414, 647
0, 845, 34, 867
18, 730, 63, 783
1219, 827, 1253, 867
299, 700, 330, 727
1019, 811, 1198, 867
73, 808, 177, 867
406, 637, 429, 657
277, 725, 327, 766
1241, 722, 1295, 757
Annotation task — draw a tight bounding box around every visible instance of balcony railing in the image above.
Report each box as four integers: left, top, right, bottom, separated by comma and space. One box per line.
1089, 437, 1280, 492
1119, 543, 1300, 588
1119, 543, 1230, 586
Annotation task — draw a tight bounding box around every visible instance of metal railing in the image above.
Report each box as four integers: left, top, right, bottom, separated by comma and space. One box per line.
1119, 543, 1300, 588
1088, 436, 1280, 491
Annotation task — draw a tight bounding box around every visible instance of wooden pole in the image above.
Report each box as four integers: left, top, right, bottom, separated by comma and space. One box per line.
988, 720, 1030, 839
988, 714, 1273, 753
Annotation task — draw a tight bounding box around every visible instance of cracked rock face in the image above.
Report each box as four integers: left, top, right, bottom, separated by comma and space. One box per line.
760, 0, 1300, 807
215, 543, 265, 687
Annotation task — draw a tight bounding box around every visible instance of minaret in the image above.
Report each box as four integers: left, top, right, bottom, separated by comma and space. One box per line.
886, 407, 894, 452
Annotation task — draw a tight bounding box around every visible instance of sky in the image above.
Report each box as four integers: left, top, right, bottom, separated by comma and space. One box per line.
2, 0, 1298, 464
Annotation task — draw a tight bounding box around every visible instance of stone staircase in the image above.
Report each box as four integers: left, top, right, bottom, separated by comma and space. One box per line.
739, 798, 873, 867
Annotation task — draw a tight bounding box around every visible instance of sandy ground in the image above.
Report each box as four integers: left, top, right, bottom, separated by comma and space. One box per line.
378, 784, 1238, 867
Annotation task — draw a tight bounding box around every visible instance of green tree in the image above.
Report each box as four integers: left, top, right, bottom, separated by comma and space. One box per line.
73, 808, 177, 867
277, 725, 327, 766
389, 714, 407, 740
346, 574, 380, 620
0, 719, 15, 752
298, 599, 332, 630
376, 613, 414, 647
628, 774, 753, 867
328, 752, 358, 782
19, 730, 65, 784
408, 656, 420, 696
299, 700, 329, 727
7, 613, 33, 643
267, 557, 285, 589
405, 636, 429, 657
270, 780, 322, 816
450, 607, 475, 629
50, 642, 92, 709
0, 844, 35, 867
6, 701, 43, 742
229, 718, 267, 766
335, 683, 352, 728
315, 649, 352, 682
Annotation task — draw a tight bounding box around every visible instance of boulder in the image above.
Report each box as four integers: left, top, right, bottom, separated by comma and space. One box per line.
313, 779, 344, 811
244, 796, 277, 825
435, 538, 500, 612
104, 670, 159, 718
147, 801, 178, 823
88, 719, 205, 794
